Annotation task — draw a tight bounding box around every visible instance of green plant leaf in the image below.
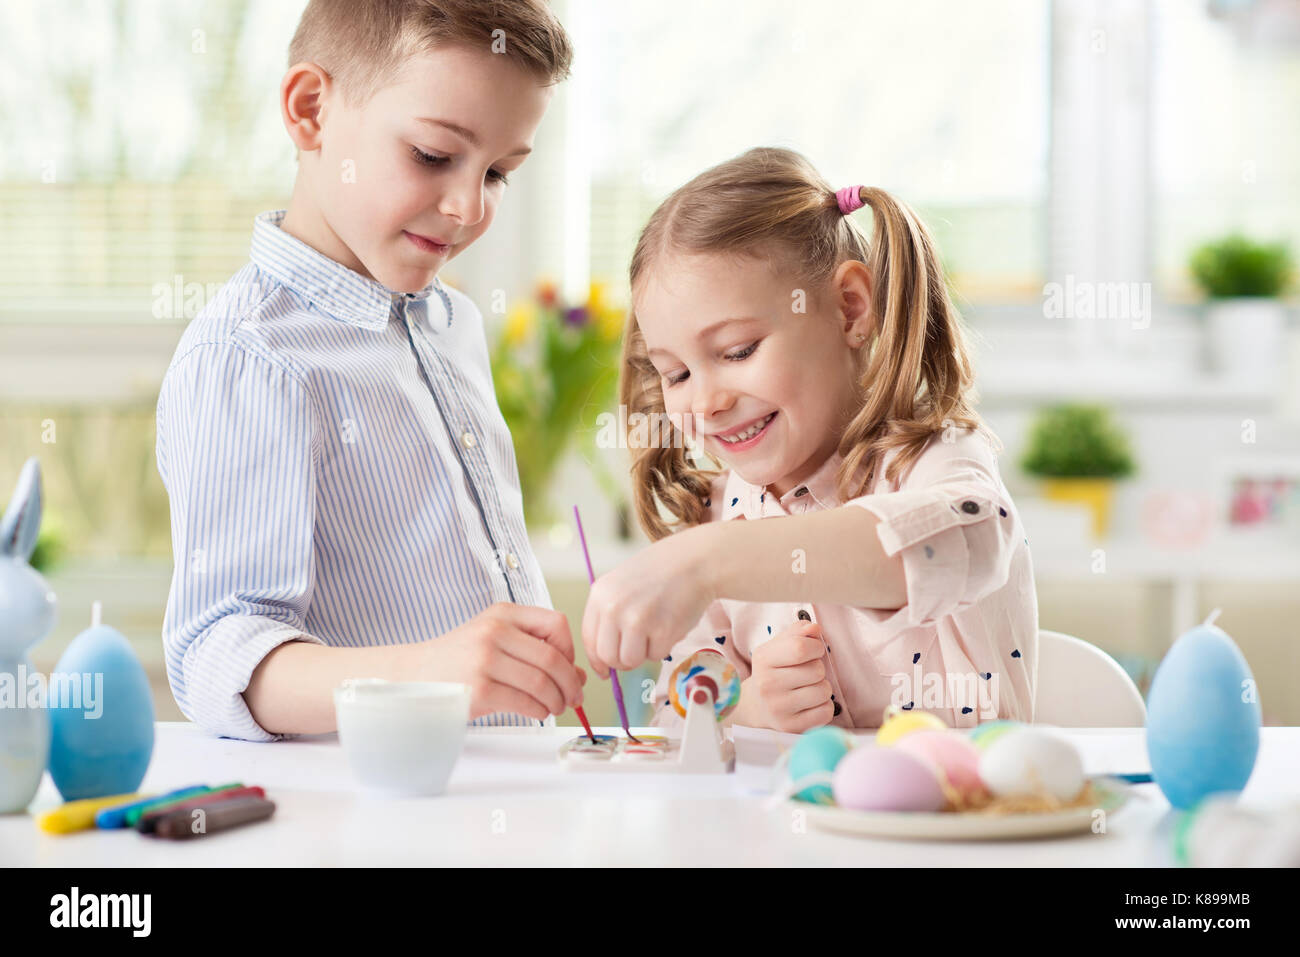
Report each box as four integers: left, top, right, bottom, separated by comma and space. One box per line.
1019, 403, 1136, 479
1188, 234, 1293, 299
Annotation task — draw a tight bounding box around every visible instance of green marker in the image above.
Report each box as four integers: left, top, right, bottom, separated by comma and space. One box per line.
124, 783, 243, 827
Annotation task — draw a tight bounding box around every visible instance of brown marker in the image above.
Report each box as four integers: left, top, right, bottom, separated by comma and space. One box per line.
150, 795, 276, 840
137, 786, 266, 834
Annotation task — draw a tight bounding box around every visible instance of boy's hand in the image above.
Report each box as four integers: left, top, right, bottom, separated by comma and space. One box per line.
417, 603, 586, 721
739, 621, 833, 733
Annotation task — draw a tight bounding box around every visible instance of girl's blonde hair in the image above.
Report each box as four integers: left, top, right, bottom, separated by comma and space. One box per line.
621, 146, 999, 541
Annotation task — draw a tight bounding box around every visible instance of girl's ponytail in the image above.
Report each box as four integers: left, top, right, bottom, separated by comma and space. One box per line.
835, 185, 992, 498
620, 319, 714, 540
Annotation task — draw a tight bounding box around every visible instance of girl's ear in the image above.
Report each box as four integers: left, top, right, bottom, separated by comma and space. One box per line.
0, 457, 43, 562
833, 260, 874, 344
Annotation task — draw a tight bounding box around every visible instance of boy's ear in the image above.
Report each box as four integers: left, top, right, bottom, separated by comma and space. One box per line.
833, 260, 875, 343
281, 61, 331, 152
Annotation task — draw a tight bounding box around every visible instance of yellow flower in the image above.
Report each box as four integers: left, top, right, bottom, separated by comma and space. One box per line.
588, 279, 625, 341
504, 301, 538, 346
597, 303, 625, 341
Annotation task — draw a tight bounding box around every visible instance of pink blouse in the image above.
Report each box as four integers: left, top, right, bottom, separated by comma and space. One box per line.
650, 426, 1039, 730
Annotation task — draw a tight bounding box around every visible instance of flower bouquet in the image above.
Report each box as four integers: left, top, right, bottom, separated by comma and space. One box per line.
490, 280, 625, 529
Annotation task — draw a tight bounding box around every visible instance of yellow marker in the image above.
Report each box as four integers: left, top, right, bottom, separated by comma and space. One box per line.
36, 792, 147, 834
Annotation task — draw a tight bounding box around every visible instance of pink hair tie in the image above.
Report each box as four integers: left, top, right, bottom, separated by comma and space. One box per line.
835, 185, 865, 215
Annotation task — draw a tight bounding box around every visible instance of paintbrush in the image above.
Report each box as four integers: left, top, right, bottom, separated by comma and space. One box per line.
574, 505, 639, 743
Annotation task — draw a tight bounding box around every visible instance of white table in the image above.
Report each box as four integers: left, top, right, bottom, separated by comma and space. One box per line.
4, 724, 1297, 867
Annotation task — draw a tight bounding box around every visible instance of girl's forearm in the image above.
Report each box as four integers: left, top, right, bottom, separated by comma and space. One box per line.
688, 506, 907, 610
243, 640, 413, 735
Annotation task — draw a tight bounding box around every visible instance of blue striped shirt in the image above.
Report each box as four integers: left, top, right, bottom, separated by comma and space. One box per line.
155, 210, 554, 741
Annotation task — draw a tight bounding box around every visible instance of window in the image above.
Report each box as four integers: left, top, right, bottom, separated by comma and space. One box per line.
1151, 0, 1300, 299
573, 0, 1050, 303
0, 0, 305, 319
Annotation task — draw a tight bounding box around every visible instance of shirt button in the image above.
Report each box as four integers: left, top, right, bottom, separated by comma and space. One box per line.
505, 552, 520, 570
961, 500, 979, 514
797, 609, 812, 622
794, 487, 809, 497
461, 430, 477, 449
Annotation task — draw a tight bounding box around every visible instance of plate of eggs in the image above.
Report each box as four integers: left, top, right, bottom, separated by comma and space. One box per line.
780, 711, 1131, 840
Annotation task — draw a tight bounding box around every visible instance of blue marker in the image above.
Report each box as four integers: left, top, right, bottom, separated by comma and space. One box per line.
1114, 773, 1154, 784
95, 786, 211, 829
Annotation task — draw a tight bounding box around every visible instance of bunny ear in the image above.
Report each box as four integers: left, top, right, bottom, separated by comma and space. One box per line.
0, 457, 43, 562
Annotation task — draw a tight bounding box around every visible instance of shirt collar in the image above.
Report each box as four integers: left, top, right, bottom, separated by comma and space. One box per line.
249, 210, 444, 331
721, 449, 850, 521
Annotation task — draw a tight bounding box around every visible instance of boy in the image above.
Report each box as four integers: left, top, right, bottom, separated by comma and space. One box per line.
155, 0, 585, 741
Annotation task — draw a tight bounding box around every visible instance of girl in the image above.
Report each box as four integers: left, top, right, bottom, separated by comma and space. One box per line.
579, 147, 1038, 732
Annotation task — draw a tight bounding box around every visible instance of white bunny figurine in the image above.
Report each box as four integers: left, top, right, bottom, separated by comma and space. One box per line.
0, 458, 57, 813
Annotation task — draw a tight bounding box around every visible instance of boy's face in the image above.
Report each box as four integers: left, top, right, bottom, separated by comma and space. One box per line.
635, 252, 867, 499
295, 44, 553, 293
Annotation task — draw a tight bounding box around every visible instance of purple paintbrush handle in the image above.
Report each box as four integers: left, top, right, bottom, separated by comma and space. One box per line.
573, 504, 637, 737
608, 665, 631, 729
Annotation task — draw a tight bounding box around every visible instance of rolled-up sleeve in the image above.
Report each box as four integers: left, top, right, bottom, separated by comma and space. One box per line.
844, 434, 1020, 637
156, 342, 325, 741
648, 599, 742, 729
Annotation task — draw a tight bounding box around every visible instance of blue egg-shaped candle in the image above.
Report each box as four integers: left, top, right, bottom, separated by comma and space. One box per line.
789, 726, 853, 804
1146, 609, 1260, 810
48, 602, 154, 800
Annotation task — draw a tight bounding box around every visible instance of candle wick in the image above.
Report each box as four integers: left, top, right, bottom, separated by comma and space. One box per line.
1203, 607, 1222, 628
91, 600, 102, 629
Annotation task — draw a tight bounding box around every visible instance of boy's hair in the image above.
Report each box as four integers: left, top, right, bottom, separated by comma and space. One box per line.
621, 146, 999, 541
289, 0, 573, 105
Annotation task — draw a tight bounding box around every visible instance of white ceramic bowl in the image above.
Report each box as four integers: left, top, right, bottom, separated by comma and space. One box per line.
333, 679, 471, 796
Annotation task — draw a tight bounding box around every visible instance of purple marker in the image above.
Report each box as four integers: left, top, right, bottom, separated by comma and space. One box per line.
573, 505, 638, 742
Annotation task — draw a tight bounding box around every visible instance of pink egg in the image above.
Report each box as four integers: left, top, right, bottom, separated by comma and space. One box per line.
832, 745, 946, 812
894, 730, 987, 800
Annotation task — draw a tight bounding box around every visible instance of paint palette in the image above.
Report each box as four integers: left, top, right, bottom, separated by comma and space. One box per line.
558, 734, 679, 771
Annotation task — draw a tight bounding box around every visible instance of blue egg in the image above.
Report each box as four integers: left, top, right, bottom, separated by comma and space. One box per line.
788, 726, 853, 804
48, 621, 154, 801
1146, 616, 1260, 810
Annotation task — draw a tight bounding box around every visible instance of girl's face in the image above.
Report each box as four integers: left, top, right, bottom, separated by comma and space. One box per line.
635, 250, 871, 498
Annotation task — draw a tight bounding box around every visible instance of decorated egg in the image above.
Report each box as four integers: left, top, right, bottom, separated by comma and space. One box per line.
978, 728, 1084, 801
894, 730, 986, 801
668, 649, 740, 720
1146, 610, 1260, 809
967, 719, 1023, 751
876, 706, 947, 745
48, 603, 154, 801
832, 745, 946, 812
788, 726, 853, 805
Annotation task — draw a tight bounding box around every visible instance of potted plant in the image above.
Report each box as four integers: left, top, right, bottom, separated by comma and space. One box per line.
1188, 234, 1293, 381
1020, 403, 1136, 540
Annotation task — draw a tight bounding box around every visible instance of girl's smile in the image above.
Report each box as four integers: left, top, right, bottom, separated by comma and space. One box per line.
710, 410, 777, 450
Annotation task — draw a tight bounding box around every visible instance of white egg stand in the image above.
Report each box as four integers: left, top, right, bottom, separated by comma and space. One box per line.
558, 650, 738, 774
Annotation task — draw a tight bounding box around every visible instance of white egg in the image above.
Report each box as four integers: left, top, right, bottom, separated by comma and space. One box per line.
978, 728, 1084, 801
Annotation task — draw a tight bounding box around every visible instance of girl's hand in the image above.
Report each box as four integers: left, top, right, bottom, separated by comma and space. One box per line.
580, 524, 719, 676
734, 621, 833, 733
